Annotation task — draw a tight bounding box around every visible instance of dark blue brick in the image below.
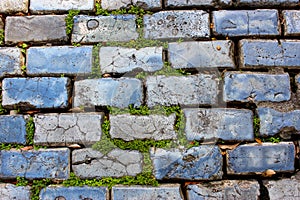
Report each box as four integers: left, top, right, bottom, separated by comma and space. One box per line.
0, 115, 26, 144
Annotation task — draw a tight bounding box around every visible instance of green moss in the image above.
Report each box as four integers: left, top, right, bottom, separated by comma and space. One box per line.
89, 44, 102, 78
253, 116, 260, 138
0, 29, 4, 46
31, 179, 52, 200
66, 10, 80, 36
154, 62, 191, 77
26, 116, 34, 146
16, 177, 29, 186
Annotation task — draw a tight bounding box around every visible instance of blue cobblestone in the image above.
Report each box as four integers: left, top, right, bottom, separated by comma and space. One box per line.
0, 115, 26, 144
0, 184, 31, 200
283, 10, 300, 36
0, 48, 23, 78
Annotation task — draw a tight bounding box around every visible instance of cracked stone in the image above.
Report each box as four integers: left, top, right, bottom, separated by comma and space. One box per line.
0, 115, 27, 144
0, 0, 28, 14
283, 10, 300, 36
0, 47, 23, 78
0, 184, 31, 200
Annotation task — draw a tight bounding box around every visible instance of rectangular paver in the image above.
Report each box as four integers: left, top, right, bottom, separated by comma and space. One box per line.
264, 177, 300, 200
0, 184, 31, 200
238, 0, 298, 7
101, 0, 162, 10
0, 47, 23, 77
283, 10, 300, 36
0, 0, 28, 14
0, 115, 27, 144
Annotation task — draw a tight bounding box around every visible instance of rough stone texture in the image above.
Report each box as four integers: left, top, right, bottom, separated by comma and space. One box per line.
72, 15, 139, 44
2, 77, 71, 109
34, 113, 104, 146
0, 47, 23, 77
110, 114, 177, 141
144, 10, 210, 40
186, 180, 260, 200
40, 186, 109, 200
166, 0, 215, 7
150, 146, 223, 180
223, 72, 291, 102
168, 40, 235, 69
238, 0, 298, 7
5, 15, 67, 44
0, 115, 27, 144
72, 148, 143, 178
101, 0, 162, 10
239, 39, 300, 68
283, 10, 300, 36
112, 185, 183, 200
184, 108, 254, 142
227, 142, 295, 175
0, 184, 31, 200
74, 78, 143, 108
212, 10, 279, 37
146, 74, 219, 107
100, 46, 163, 74
0, 0, 28, 14
27, 46, 93, 76
0, 148, 70, 179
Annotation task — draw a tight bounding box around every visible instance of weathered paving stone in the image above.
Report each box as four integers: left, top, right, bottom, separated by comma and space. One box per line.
34, 113, 104, 146
239, 39, 300, 68
101, 0, 162, 10
0, 148, 70, 179
238, 0, 298, 7
72, 15, 139, 44
110, 114, 177, 141
5, 15, 67, 44
2, 77, 71, 109
184, 108, 254, 142
0, 115, 27, 144
0, 184, 31, 200
144, 10, 210, 40
27, 46, 93, 76
150, 146, 223, 180
39, 186, 109, 200
74, 78, 143, 108
146, 74, 219, 107
112, 184, 183, 200
227, 142, 295, 175
168, 40, 235, 69
283, 10, 300, 36
0, 0, 28, 14
0, 48, 23, 77
165, 0, 231, 7
100, 46, 163, 74
186, 180, 260, 200
223, 72, 291, 102
72, 148, 143, 178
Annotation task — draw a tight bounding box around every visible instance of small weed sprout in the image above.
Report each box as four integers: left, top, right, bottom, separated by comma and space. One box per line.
66, 10, 80, 36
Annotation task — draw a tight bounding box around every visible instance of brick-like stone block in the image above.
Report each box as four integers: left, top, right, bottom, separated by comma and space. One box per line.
0, 184, 31, 200
238, 0, 298, 7
150, 146, 223, 180
144, 10, 210, 40
166, 0, 214, 7
72, 148, 143, 178
74, 78, 143, 108
146, 75, 219, 107
212, 10, 279, 37
223, 72, 291, 102
72, 15, 138, 44
227, 142, 295, 175
110, 114, 177, 141
100, 46, 163, 74
2, 77, 71, 109
168, 40, 235, 69
0, 0, 28, 14
101, 0, 162, 10
27, 46, 93, 76
34, 113, 104, 146
0, 115, 27, 144
184, 108, 254, 142
283, 10, 300, 36
39, 186, 109, 200
186, 180, 260, 200
239, 39, 300, 68
112, 185, 183, 200
0, 48, 23, 77
0, 148, 70, 179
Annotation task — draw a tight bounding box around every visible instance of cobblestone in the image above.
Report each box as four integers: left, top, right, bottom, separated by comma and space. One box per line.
283, 10, 300, 36
101, 0, 162, 10
0, 47, 23, 77
0, 115, 27, 144
0, 0, 28, 14
166, 0, 215, 7
238, 0, 298, 7
0, 184, 31, 200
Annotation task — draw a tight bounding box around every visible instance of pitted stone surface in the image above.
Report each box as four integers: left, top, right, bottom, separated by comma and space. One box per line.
150, 146, 223, 180
27, 46, 93, 76
34, 113, 104, 146
184, 108, 254, 142
2, 77, 71, 109
223, 72, 291, 102
5, 15, 67, 44
168, 41, 235, 69
112, 184, 183, 200
72, 15, 139, 44
39, 186, 109, 200
212, 10, 279, 37
0, 115, 27, 144
144, 10, 210, 40
227, 142, 295, 175
0, 0, 28, 14
239, 39, 300, 68
146, 74, 219, 107
166, 0, 215, 7
72, 148, 143, 178
239, 0, 298, 7
0, 148, 70, 179
283, 10, 300, 36
74, 78, 143, 108
0, 48, 23, 77
101, 0, 162, 10
187, 180, 260, 200
100, 46, 163, 74
110, 114, 177, 141
0, 184, 31, 200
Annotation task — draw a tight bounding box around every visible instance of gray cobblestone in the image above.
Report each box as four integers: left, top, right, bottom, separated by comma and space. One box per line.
166, 0, 214, 7
238, 0, 298, 7
144, 10, 210, 40
0, 47, 23, 77
0, 0, 28, 14
0, 115, 26, 144
283, 10, 300, 36
0, 184, 31, 200
101, 0, 162, 10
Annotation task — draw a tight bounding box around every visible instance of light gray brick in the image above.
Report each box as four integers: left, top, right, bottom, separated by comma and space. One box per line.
0, 184, 31, 200
0, 0, 28, 14
238, 0, 298, 7
283, 10, 300, 36
0, 47, 23, 77
101, 0, 162, 10
166, 0, 214, 7
0, 115, 27, 144
144, 10, 210, 40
